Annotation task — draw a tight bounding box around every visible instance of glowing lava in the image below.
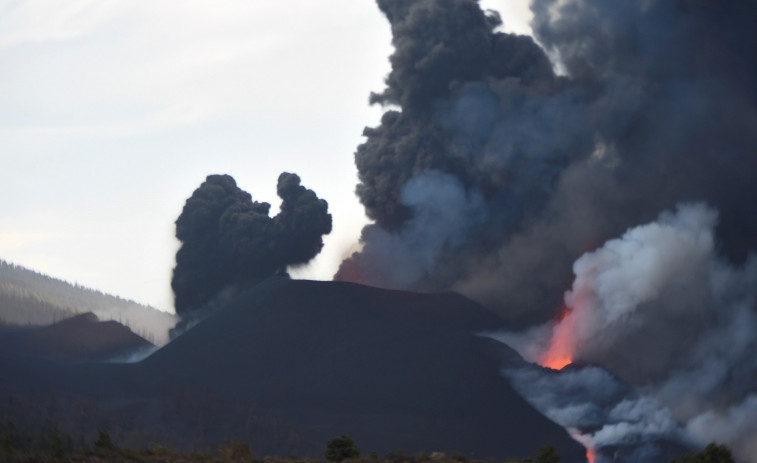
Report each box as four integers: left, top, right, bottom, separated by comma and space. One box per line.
586, 448, 596, 463
540, 304, 579, 370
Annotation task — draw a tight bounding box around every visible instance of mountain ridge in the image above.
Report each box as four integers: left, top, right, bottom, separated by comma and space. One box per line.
0, 259, 176, 344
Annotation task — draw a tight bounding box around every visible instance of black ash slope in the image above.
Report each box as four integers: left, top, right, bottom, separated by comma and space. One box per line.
138, 277, 585, 460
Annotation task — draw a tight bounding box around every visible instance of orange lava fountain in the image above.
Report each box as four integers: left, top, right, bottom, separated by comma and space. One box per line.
540, 304, 579, 370
586, 447, 596, 463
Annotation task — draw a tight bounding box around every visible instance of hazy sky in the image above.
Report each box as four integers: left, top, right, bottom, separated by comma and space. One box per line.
0, 0, 531, 312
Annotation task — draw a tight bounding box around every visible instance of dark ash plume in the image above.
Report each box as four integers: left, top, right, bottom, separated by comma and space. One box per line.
172, 173, 331, 318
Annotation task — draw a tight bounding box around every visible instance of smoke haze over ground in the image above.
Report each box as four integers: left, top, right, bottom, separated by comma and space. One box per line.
172, 173, 331, 318
503, 364, 688, 463
336, 0, 757, 461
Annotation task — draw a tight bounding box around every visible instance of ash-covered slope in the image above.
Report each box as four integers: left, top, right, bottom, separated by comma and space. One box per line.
137, 277, 586, 460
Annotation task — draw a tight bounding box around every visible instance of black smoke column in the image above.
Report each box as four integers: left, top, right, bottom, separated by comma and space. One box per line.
172, 173, 332, 318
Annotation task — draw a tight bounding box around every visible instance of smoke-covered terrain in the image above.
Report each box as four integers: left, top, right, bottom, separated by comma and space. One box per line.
335, 0, 757, 461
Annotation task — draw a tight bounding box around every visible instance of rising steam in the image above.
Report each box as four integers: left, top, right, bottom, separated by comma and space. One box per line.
172, 173, 332, 318
493, 203, 757, 462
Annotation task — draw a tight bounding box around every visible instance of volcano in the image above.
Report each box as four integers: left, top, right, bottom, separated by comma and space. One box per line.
0, 277, 586, 461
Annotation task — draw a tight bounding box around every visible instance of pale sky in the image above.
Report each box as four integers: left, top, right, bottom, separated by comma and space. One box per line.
0, 0, 532, 313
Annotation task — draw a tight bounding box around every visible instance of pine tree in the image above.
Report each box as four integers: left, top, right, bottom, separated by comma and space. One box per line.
94, 430, 115, 452
50, 427, 65, 460
535, 443, 560, 463
325, 435, 361, 462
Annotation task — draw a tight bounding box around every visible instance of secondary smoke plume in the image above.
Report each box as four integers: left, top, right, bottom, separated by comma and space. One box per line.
337, 0, 757, 461
172, 173, 332, 317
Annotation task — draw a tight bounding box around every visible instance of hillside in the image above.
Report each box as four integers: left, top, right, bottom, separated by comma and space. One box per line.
0, 259, 176, 344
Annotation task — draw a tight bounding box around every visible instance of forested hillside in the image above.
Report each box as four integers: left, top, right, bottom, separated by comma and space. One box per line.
0, 260, 176, 344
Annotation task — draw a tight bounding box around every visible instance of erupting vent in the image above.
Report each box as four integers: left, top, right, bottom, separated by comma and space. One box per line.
540, 305, 576, 370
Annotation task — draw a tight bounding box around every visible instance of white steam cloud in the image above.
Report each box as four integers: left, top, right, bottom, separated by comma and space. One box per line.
495, 203, 757, 462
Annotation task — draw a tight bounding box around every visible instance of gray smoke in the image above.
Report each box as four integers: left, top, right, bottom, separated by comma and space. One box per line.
502, 364, 690, 463
346, 170, 487, 288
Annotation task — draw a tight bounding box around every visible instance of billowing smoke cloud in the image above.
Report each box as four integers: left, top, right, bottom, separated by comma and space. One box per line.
336, 0, 757, 328
172, 173, 331, 317
493, 204, 757, 462
546, 203, 719, 381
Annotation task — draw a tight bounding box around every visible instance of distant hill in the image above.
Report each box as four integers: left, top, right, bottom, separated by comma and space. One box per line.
0, 312, 153, 362
0, 259, 176, 344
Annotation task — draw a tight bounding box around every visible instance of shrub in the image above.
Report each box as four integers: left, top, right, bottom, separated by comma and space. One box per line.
535, 443, 559, 463
325, 435, 361, 462
218, 440, 255, 462
1, 434, 12, 457
671, 442, 734, 463
50, 427, 65, 460
94, 430, 115, 452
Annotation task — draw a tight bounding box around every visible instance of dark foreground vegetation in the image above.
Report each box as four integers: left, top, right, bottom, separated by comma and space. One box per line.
0, 424, 567, 463
0, 423, 734, 463
670, 443, 735, 463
